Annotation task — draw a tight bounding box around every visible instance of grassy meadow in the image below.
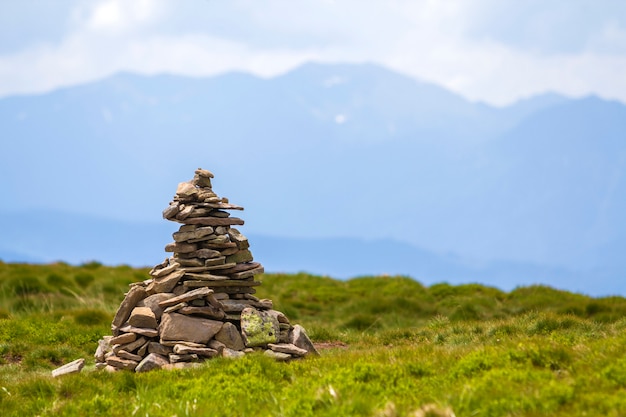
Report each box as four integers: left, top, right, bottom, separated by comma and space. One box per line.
1, 261, 626, 416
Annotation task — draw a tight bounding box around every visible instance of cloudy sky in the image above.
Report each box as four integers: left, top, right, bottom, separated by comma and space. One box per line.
1, 0, 625, 106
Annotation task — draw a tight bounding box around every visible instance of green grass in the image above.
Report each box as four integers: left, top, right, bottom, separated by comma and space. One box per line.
1, 261, 626, 416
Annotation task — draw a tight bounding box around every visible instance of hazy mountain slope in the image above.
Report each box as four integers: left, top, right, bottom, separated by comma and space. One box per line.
1, 62, 624, 291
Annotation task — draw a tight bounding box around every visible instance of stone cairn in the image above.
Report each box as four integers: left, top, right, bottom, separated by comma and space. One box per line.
95, 168, 318, 372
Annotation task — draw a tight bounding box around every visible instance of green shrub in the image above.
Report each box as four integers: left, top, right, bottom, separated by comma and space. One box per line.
74, 272, 95, 288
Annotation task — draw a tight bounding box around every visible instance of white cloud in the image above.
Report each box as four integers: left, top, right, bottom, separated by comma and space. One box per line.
0, 0, 624, 106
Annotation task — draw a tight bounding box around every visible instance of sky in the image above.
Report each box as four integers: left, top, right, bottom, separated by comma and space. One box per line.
0, 0, 626, 106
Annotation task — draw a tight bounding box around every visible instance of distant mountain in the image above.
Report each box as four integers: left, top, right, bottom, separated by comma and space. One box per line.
1, 62, 625, 294
1, 209, 617, 296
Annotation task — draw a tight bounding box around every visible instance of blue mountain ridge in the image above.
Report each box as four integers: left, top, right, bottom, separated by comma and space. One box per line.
1, 62, 624, 295
0, 209, 614, 296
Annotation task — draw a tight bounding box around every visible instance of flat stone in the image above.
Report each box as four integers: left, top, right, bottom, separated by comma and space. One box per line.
111, 286, 147, 334
146, 269, 185, 295
195, 168, 214, 178
223, 348, 245, 359
135, 353, 169, 372
148, 342, 173, 356
225, 250, 253, 264
173, 226, 214, 242
267, 310, 290, 324
175, 257, 205, 267
52, 358, 85, 377
109, 333, 136, 346
149, 260, 180, 278
160, 312, 223, 344
205, 257, 226, 266
200, 241, 237, 249
96, 336, 112, 357
268, 343, 308, 357
169, 353, 199, 363
289, 324, 319, 356
219, 247, 239, 256
183, 283, 257, 294
219, 262, 261, 275
137, 342, 149, 357
118, 350, 143, 362
114, 336, 147, 354
227, 228, 250, 249
165, 242, 197, 253
181, 263, 237, 273
173, 344, 218, 357
128, 307, 157, 329
208, 339, 226, 354
106, 356, 138, 371
163, 302, 188, 314
178, 306, 225, 320
182, 248, 222, 259
240, 307, 280, 347
175, 205, 194, 220
264, 350, 292, 361
196, 280, 260, 287
214, 322, 245, 351
162, 202, 180, 219
211, 209, 230, 219
158, 287, 213, 308
176, 181, 198, 199
159, 340, 206, 348
230, 265, 264, 280
119, 325, 159, 338
179, 217, 244, 226
137, 293, 175, 320
220, 299, 251, 313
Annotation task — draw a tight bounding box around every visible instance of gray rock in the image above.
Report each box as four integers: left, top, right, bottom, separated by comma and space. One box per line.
208, 339, 226, 354
222, 348, 245, 359
118, 350, 143, 362
135, 353, 169, 372
146, 269, 185, 294
52, 358, 85, 377
162, 202, 180, 219
225, 250, 253, 264
263, 350, 292, 361
169, 353, 199, 363
160, 312, 223, 344
113, 336, 147, 354
178, 306, 225, 320
289, 325, 319, 356
94, 337, 112, 362
111, 286, 147, 334
214, 322, 245, 351
173, 344, 218, 357
128, 307, 157, 329
149, 260, 180, 278
176, 181, 198, 200
165, 242, 197, 253
137, 293, 175, 320
106, 356, 139, 371
148, 342, 173, 356
163, 302, 188, 314
268, 343, 308, 357
109, 333, 136, 346
228, 228, 250, 249
158, 287, 213, 308
267, 310, 290, 324
240, 307, 280, 347
119, 325, 159, 338
182, 217, 245, 227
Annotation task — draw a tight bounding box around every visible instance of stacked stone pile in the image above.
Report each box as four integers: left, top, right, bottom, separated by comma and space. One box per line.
95, 168, 318, 372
